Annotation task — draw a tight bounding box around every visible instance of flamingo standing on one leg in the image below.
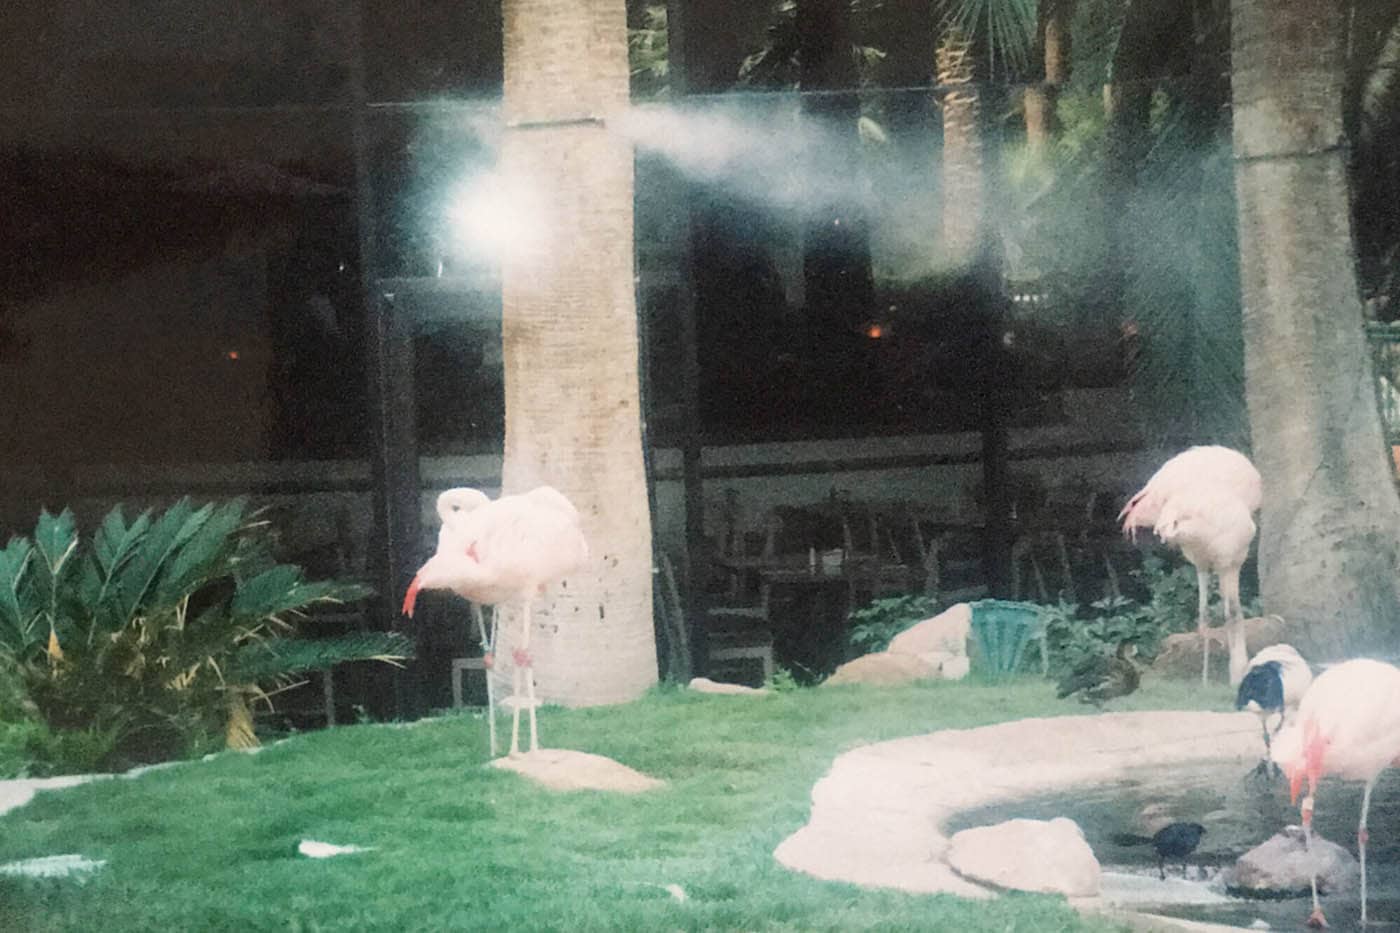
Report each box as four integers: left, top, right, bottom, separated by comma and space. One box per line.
1119, 445, 1262, 686
402, 485, 588, 756
1271, 658, 1400, 928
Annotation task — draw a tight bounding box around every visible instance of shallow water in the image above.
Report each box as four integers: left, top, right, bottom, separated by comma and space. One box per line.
947, 759, 1400, 930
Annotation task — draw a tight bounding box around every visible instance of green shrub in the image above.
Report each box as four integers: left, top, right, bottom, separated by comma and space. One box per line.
1039, 554, 1261, 676
0, 499, 411, 772
847, 594, 942, 655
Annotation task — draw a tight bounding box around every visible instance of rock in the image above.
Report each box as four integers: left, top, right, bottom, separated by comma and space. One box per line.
888, 603, 972, 658
940, 655, 971, 681
687, 677, 769, 695
1225, 825, 1358, 897
1151, 616, 1291, 681
823, 652, 939, 686
947, 817, 1101, 897
490, 749, 664, 793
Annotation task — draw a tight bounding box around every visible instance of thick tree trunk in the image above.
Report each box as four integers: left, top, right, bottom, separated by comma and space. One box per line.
498, 0, 657, 705
1231, 0, 1400, 656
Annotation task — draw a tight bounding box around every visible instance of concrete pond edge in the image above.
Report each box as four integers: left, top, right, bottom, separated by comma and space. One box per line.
773, 710, 1262, 931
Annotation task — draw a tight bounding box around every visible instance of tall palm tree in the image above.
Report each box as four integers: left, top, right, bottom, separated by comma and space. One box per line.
497, 0, 657, 706
1231, 0, 1400, 654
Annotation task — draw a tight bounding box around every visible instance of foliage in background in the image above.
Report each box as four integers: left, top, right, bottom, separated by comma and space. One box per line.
628, 4, 670, 99
847, 593, 942, 654
1040, 554, 1260, 675
0, 500, 409, 776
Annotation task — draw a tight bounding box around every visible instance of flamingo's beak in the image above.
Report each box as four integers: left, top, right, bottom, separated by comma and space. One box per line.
402, 574, 422, 617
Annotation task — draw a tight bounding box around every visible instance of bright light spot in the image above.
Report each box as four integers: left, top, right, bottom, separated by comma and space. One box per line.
225, 350, 240, 361
866, 324, 884, 339
445, 170, 552, 266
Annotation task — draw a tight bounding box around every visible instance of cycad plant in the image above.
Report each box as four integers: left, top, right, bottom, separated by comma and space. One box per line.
0, 498, 409, 771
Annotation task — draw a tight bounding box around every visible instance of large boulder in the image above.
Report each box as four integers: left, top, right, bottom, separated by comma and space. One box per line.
888, 603, 972, 658
947, 817, 1101, 897
823, 652, 938, 686
1151, 615, 1291, 681
1225, 826, 1358, 897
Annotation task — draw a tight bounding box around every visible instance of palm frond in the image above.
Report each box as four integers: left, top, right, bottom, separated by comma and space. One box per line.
0, 538, 37, 656
228, 632, 413, 683
939, 0, 1037, 80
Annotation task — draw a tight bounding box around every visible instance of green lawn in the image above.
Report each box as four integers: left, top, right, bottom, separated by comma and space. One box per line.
0, 677, 1233, 932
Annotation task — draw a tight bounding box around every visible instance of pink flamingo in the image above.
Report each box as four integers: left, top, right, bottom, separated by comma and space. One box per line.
1119, 445, 1262, 686
1272, 658, 1400, 928
403, 485, 589, 756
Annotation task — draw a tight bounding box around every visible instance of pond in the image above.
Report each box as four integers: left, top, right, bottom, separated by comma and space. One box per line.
947, 759, 1400, 930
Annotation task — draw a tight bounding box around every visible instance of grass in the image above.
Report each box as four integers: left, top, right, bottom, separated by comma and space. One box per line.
0, 676, 1233, 932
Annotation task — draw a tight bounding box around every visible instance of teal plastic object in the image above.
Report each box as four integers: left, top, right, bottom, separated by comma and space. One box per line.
968, 599, 1044, 677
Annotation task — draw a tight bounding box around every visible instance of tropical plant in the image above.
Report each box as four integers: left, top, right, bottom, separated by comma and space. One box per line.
0, 499, 409, 771
847, 593, 942, 654
1039, 554, 1259, 676
627, 4, 670, 98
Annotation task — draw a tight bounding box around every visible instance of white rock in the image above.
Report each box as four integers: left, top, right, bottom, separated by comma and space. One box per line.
823, 652, 938, 686
888, 603, 972, 657
687, 677, 769, 695
939, 655, 971, 681
948, 817, 1101, 897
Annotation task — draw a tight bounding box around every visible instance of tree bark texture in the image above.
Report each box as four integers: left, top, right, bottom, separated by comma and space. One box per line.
498, 0, 658, 705
1231, 0, 1400, 655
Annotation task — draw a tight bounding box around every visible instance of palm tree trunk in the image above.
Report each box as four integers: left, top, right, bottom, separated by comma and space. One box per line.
938, 26, 984, 266
1231, 0, 1400, 656
1025, 0, 1075, 152
498, 0, 658, 706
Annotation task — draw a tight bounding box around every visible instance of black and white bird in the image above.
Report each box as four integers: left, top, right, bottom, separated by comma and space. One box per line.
1235, 643, 1312, 778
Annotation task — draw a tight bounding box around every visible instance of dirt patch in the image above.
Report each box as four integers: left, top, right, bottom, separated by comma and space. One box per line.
490, 748, 665, 793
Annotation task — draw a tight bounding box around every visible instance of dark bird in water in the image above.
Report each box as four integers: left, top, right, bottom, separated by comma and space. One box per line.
1056, 641, 1140, 705
1235, 644, 1313, 780
1111, 822, 1207, 880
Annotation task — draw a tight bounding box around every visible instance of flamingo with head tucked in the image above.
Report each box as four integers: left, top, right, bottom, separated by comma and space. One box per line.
403, 485, 588, 756
1119, 445, 1262, 686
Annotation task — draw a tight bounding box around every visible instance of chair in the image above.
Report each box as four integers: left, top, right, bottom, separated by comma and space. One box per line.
700, 546, 776, 687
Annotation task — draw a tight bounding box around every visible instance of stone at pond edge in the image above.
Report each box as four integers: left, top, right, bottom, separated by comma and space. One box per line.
1151, 616, 1291, 681
687, 677, 769, 695
490, 749, 665, 793
888, 603, 972, 657
947, 817, 1102, 897
1225, 825, 1358, 897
